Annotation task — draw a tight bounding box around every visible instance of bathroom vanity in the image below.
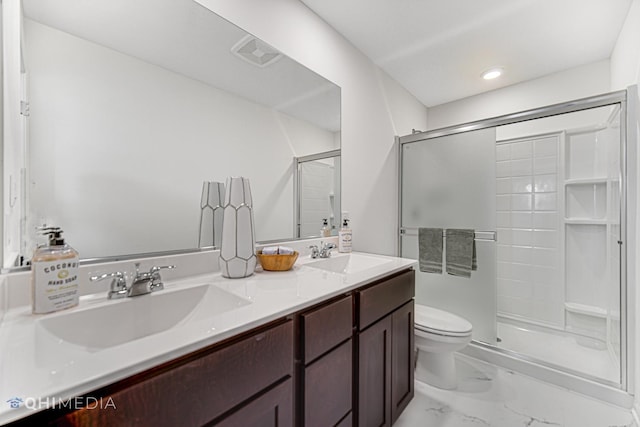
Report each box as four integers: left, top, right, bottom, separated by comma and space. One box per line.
0, 251, 415, 426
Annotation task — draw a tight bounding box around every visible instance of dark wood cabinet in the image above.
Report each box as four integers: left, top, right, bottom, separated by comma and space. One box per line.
356, 270, 415, 427
304, 339, 353, 427
298, 294, 353, 427
12, 268, 415, 427
15, 319, 295, 427
358, 314, 392, 427
391, 300, 415, 424
214, 378, 293, 427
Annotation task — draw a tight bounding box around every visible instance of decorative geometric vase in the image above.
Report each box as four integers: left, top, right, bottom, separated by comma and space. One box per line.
219, 176, 257, 278
198, 181, 225, 248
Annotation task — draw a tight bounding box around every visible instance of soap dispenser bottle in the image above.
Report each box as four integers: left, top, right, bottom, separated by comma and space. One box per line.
31, 227, 80, 314
338, 219, 352, 253
321, 218, 331, 237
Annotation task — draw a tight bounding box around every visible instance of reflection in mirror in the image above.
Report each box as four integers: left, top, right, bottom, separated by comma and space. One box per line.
295, 150, 341, 238
197, 181, 225, 248
3, 0, 340, 268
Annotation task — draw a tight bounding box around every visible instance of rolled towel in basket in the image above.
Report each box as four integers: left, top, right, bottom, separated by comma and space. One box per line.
261, 246, 294, 255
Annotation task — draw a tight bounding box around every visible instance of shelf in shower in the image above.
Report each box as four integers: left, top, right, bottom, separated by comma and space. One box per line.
565, 177, 608, 185
564, 302, 607, 318
564, 219, 608, 225
565, 182, 606, 219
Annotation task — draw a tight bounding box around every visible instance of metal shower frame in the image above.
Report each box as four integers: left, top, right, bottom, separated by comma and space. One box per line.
397, 89, 634, 393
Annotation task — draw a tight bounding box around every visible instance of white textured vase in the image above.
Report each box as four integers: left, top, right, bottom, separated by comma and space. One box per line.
219, 176, 257, 278
198, 181, 225, 248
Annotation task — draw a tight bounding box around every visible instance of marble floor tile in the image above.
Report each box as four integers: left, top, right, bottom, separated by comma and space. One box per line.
395, 354, 635, 427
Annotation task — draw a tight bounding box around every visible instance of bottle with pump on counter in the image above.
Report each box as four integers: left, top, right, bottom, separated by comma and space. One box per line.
321, 218, 331, 237
338, 219, 352, 253
31, 227, 80, 314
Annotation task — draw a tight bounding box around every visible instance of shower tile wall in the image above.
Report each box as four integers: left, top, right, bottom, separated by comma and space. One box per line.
496, 135, 563, 327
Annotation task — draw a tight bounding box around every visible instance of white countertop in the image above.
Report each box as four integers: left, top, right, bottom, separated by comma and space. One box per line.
0, 251, 415, 424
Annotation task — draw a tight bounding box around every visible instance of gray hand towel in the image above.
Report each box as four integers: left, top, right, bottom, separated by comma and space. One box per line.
418, 228, 443, 274
445, 229, 477, 278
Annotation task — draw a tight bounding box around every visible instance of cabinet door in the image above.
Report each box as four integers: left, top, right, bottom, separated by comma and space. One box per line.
358, 315, 392, 427
391, 300, 414, 423
214, 379, 293, 427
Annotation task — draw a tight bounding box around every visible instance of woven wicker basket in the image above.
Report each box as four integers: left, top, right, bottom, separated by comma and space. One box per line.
256, 250, 299, 271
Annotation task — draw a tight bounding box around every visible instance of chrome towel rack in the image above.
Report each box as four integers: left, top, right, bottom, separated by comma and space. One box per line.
399, 227, 497, 242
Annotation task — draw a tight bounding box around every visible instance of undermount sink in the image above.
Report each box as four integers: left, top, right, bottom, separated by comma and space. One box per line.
38, 285, 250, 351
305, 253, 394, 274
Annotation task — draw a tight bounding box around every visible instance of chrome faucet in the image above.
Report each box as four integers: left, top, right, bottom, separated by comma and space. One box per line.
309, 241, 336, 259
90, 263, 175, 299
319, 242, 336, 258
90, 271, 128, 299
129, 263, 176, 296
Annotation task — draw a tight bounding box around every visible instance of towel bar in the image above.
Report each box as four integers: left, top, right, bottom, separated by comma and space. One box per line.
399, 227, 497, 242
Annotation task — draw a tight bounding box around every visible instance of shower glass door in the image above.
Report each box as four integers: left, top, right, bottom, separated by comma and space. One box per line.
400, 128, 497, 345
495, 104, 623, 385
399, 98, 625, 388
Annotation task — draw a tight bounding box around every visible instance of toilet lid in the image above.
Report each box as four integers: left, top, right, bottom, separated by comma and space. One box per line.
415, 304, 472, 335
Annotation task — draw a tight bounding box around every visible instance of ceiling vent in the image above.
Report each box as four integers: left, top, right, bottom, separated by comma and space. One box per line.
231, 35, 283, 68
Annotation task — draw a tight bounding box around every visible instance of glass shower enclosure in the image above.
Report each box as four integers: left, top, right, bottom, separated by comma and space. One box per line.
399, 91, 629, 389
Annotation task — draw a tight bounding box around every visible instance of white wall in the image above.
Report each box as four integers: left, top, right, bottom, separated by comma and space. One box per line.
195, 0, 428, 256
2, 0, 24, 267
25, 19, 337, 258
427, 60, 611, 130
0, 4, 4, 267
611, 0, 640, 92
610, 0, 640, 411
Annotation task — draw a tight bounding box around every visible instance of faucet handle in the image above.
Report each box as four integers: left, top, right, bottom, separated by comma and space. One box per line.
319, 241, 336, 258
149, 265, 176, 275
148, 265, 176, 291
309, 245, 320, 259
90, 271, 128, 299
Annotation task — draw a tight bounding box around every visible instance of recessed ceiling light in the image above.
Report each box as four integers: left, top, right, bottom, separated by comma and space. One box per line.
481, 68, 503, 80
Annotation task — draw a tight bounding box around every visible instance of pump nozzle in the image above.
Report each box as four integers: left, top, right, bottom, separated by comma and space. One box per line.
36, 225, 66, 246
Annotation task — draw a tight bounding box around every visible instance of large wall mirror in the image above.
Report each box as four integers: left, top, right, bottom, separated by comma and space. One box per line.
2, 0, 341, 269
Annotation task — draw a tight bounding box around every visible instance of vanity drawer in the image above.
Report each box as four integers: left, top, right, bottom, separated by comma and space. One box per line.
301, 294, 353, 364
60, 319, 294, 427
304, 339, 352, 427
357, 269, 415, 330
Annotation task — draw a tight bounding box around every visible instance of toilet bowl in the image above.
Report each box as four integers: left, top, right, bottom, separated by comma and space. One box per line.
414, 304, 472, 389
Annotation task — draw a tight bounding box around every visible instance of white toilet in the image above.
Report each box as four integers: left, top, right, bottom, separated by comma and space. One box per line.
414, 304, 473, 389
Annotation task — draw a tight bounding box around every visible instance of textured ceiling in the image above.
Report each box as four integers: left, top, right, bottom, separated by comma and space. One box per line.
300, 0, 632, 107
